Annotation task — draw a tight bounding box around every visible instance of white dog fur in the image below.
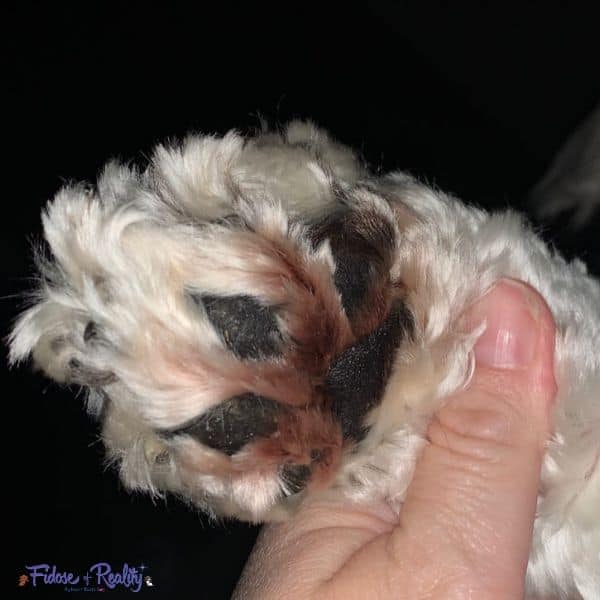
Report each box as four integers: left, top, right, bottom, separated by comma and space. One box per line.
8, 122, 599, 598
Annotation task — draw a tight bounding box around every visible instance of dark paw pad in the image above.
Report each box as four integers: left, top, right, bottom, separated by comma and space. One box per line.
325, 302, 412, 440
309, 206, 395, 320
191, 293, 282, 359
161, 393, 285, 456
279, 463, 311, 496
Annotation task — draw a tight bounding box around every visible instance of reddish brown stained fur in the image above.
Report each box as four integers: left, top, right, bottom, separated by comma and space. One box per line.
236, 409, 343, 486
165, 203, 407, 491
176, 406, 343, 489
253, 223, 354, 375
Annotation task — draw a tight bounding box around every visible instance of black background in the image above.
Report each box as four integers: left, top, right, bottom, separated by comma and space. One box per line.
4, 2, 599, 598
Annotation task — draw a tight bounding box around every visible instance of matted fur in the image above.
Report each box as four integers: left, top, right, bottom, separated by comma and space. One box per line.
8, 121, 599, 599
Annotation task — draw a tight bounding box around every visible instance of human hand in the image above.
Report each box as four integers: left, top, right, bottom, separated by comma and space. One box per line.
233, 279, 557, 600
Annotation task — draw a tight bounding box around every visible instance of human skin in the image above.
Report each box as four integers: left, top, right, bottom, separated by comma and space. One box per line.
233, 279, 557, 600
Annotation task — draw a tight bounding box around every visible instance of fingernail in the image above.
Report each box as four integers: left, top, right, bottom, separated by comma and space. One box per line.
472, 279, 540, 370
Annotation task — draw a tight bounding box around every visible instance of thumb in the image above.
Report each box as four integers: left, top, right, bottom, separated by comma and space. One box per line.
396, 279, 557, 597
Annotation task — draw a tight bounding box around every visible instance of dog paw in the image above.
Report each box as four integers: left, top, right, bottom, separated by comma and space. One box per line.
129, 194, 415, 515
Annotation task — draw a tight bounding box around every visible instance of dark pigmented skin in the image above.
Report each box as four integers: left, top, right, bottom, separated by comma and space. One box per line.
280, 463, 312, 496
83, 321, 98, 343
325, 302, 412, 440
309, 205, 395, 320
161, 393, 285, 456
333, 251, 373, 319
192, 293, 282, 360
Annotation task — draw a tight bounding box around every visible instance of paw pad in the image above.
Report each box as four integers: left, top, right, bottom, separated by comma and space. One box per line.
193, 294, 282, 360
162, 393, 284, 456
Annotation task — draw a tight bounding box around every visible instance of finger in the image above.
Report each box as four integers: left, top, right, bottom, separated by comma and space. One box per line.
233, 498, 398, 600
391, 279, 557, 597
